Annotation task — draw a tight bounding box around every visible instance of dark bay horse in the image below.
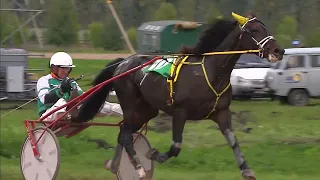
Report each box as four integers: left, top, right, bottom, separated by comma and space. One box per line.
78, 12, 285, 180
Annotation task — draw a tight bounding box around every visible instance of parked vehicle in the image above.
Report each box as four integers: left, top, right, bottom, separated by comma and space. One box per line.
231, 54, 271, 99
266, 47, 320, 106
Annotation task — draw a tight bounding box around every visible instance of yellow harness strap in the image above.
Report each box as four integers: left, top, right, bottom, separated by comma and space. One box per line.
167, 56, 189, 103
200, 56, 231, 119
165, 50, 259, 118
167, 55, 231, 119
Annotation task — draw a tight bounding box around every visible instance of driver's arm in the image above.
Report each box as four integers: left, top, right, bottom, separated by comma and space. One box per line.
73, 82, 84, 95
37, 77, 62, 104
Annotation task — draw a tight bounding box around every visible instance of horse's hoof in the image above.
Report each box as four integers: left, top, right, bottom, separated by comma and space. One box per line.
140, 170, 153, 180
241, 169, 256, 180
104, 159, 112, 170
104, 159, 118, 174
145, 148, 159, 160
136, 166, 146, 179
157, 153, 168, 163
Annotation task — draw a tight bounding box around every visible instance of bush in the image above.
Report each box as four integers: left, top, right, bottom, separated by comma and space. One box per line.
305, 30, 320, 47
89, 22, 105, 48
127, 27, 137, 49
46, 0, 79, 46
153, 2, 177, 21
101, 20, 123, 51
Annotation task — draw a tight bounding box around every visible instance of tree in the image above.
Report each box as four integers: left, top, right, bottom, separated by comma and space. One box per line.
305, 30, 320, 47
101, 20, 123, 51
275, 15, 298, 47
276, 15, 298, 39
153, 2, 177, 21
127, 27, 137, 49
46, 0, 79, 46
205, 4, 223, 24
89, 22, 105, 48
0, 12, 27, 46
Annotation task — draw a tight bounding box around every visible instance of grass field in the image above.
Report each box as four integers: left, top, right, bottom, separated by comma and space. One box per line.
1, 58, 320, 180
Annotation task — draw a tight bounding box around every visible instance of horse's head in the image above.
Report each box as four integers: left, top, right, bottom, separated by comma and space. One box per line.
232, 12, 284, 63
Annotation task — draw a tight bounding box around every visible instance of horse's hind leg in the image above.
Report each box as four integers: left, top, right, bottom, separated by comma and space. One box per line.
116, 96, 158, 178
215, 108, 256, 180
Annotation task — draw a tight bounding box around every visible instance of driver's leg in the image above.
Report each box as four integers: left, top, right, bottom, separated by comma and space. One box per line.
98, 101, 123, 117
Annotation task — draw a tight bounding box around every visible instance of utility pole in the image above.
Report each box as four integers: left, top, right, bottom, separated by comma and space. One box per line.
106, 0, 136, 54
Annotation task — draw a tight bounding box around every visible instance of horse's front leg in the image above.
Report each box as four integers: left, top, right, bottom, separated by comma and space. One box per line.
215, 109, 256, 180
147, 108, 187, 163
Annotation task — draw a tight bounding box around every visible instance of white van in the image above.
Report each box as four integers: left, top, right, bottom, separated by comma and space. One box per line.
266, 47, 320, 106
231, 54, 271, 99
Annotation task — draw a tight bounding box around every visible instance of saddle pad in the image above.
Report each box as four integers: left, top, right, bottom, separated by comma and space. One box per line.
142, 56, 178, 78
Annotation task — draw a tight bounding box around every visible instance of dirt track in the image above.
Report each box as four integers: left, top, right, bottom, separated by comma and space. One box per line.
29, 52, 133, 60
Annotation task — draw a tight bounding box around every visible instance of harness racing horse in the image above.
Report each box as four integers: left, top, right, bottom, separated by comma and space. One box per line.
78, 12, 285, 180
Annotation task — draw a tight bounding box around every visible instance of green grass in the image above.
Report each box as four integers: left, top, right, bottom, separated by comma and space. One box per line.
1, 58, 319, 179
1, 100, 320, 180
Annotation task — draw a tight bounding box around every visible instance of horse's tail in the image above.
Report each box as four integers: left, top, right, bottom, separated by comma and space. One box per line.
77, 58, 125, 122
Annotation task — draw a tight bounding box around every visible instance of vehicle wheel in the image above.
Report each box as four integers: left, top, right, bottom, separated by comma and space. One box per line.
287, 89, 309, 106
116, 133, 154, 180
20, 127, 60, 180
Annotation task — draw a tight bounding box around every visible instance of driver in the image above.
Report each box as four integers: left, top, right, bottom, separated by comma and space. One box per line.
36, 52, 122, 126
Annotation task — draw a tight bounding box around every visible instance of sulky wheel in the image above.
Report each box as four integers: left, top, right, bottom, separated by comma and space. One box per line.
20, 127, 61, 180
116, 132, 154, 180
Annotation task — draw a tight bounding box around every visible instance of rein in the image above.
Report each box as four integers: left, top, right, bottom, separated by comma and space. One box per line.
141, 49, 261, 57
2, 49, 260, 118
1, 59, 127, 118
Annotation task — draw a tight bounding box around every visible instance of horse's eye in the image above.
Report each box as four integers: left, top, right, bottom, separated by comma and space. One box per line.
251, 29, 259, 33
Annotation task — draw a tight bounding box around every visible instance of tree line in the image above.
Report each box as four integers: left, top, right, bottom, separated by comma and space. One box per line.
1, 0, 319, 50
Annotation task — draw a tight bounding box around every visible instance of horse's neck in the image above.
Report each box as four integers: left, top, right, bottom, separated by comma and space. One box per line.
207, 27, 243, 75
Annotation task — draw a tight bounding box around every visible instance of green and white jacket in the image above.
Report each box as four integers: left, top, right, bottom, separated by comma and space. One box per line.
36, 74, 83, 115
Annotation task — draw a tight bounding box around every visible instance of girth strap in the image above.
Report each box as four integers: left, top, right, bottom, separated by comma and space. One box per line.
167, 56, 231, 119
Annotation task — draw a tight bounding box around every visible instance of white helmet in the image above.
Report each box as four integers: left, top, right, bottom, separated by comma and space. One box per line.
49, 52, 76, 68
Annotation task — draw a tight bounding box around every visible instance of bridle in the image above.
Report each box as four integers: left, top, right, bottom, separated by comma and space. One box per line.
239, 17, 275, 58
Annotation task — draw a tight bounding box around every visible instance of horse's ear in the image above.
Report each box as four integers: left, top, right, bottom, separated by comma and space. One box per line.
231, 12, 249, 25
245, 10, 257, 19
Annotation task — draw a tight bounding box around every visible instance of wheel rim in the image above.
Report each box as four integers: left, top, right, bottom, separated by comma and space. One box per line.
20, 128, 60, 180
293, 93, 306, 106
116, 133, 154, 180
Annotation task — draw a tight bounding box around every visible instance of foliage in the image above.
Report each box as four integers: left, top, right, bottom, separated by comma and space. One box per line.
275, 15, 299, 48
205, 4, 223, 24
100, 20, 124, 51
276, 15, 298, 39
89, 22, 105, 48
305, 29, 320, 47
0, 12, 28, 46
1, 0, 320, 49
127, 27, 138, 49
45, 0, 79, 46
153, 2, 177, 21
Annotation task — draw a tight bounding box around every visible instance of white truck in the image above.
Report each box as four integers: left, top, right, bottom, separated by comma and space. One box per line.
266, 47, 320, 106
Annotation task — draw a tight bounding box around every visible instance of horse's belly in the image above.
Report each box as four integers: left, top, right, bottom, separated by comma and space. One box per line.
138, 73, 174, 112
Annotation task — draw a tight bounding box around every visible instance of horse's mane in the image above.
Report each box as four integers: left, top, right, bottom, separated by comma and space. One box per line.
179, 19, 237, 55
